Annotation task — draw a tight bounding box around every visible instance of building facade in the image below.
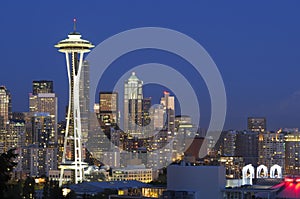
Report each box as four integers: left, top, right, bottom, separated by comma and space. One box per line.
111, 165, 152, 183
247, 117, 266, 132
124, 72, 143, 136
258, 131, 285, 171
160, 91, 175, 133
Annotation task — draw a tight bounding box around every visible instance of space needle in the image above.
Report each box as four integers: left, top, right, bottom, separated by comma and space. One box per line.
55, 19, 94, 186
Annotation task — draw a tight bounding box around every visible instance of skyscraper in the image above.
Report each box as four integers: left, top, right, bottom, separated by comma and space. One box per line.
79, 60, 90, 144
0, 86, 12, 130
150, 104, 165, 131
142, 97, 151, 132
247, 117, 266, 132
124, 72, 143, 136
99, 92, 119, 128
55, 20, 94, 185
258, 131, 285, 171
235, 131, 259, 166
160, 91, 175, 133
0, 86, 12, 153
29, 80, 58, 144
32, 112, 54, 148
285, 130, 300, 175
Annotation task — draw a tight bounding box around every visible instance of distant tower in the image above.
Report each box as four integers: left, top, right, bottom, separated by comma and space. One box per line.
124, 72, 143, 136
79, 60, 90, 144
55, 19, 94, 186
29, 80, 57, 144
99, 91, 119, 129
160, 91, 175, 133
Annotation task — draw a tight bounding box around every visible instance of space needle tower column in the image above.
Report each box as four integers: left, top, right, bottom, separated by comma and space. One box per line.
55, 19, 94, 186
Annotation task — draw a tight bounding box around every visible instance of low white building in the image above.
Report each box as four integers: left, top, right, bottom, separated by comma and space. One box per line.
110, 164, 152, 183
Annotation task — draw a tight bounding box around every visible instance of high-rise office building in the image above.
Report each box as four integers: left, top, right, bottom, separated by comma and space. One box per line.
173, 115, 197, 160
216, 130, 238, 157
150, 104, 165, 131
247, 117, 266, 132
235, 131, 259, 166
160, 91, 175, 133
0, 86, 12, 153
87, 92, 119, 165
32, 112, 54, 148
258, 131, 285, 170
124, 72, 143, 136
32, 80, 53, 95
27, 82, 58, 178
4, 119, 25, 152
29, 91, 57, 143
79, 60, 90, 144
99, 92, 119, 128
285, 131, 300, 175
0, 86, 12, 130
142, 97, 151, 135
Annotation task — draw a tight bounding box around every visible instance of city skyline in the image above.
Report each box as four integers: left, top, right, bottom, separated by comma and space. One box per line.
1, 2, 300, 131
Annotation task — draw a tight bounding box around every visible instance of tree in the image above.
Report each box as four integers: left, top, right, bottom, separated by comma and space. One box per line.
0, 148, 18, 197
22, 176, 35, 199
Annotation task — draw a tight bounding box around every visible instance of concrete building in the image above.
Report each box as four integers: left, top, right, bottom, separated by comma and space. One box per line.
99, 91, 119, 128
285, 131, 300, 175
149, 104, 165, 131
111, 165, 152, 183
29, 92, 57, 144
173, 115, 197, 161
49, 169, 72, 183
235, 131, 259, 166
79, 60, 90, 144
0, 86, 12, 130
258, 131, 285, 171
160, 91, 175, 133
223, 176, 300, 199
162, 163, 226, 199
65, 180, 163, 198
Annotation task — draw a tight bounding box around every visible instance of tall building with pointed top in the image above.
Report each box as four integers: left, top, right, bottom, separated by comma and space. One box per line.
124, 72, 143, 136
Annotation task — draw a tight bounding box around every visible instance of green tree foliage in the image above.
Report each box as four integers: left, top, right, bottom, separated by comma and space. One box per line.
22, 176, 35, 199
0, 148, 18, 197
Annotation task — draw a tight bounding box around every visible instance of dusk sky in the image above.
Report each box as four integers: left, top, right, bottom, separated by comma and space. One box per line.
1, 1, 300, 131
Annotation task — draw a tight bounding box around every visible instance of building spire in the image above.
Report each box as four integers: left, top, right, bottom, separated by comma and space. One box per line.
73, 18, 77, 32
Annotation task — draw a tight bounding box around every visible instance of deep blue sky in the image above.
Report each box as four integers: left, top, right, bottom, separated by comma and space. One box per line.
0, 1, 300, 131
